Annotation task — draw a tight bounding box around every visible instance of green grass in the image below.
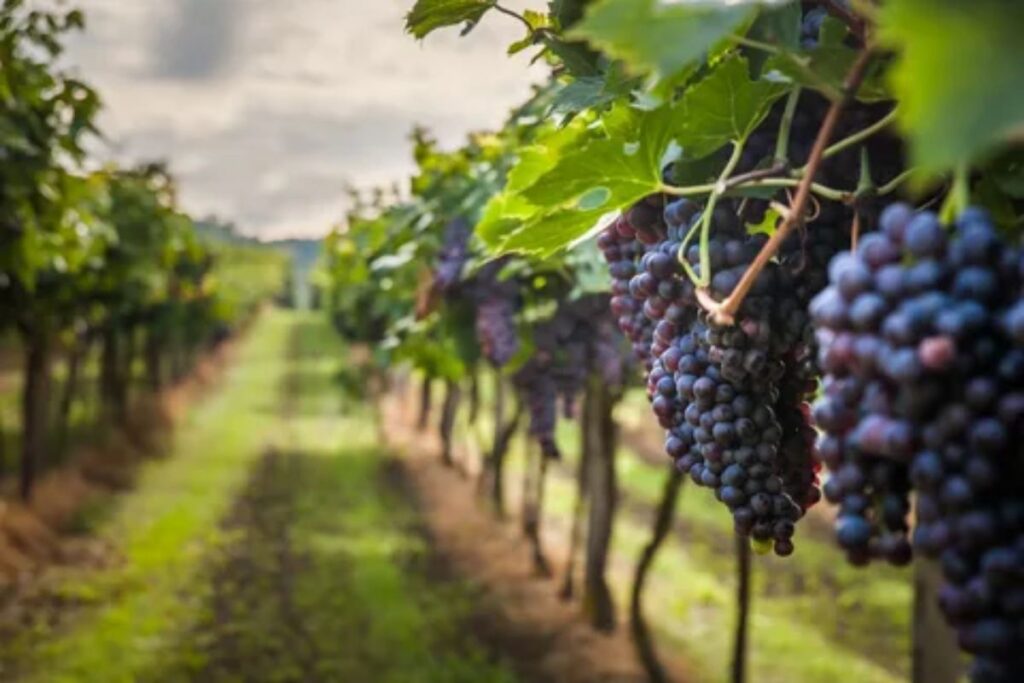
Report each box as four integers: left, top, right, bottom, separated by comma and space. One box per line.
4, 311, 518, 683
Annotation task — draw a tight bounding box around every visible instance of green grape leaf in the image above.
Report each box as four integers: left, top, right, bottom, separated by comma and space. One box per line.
747, 2, 801, 51
746, 205, 782, 237
522, 104, 676, 207
744, 1, 801, 75
762, 17, 889, 102
476, 193, 536, 248
482, 56, 786, 256
498, 207, 613, 257
548, 67, 639, 121
676, 54, 788, 158
569, 0, 761, 79
548, 77, 617, 117
541, 35, 600, 77
405, 0, 494, 39
549, 0, 589, 30
880, 0, 1024, 169
507, 10, 552, 55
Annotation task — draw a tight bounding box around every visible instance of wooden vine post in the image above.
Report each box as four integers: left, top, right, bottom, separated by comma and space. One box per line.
521, 439, 553, 576
913, 559, 961, 683
582, 374, 618, 631
631, 468, 685, 683
417, 375, 433, 431
482, 373, 521, 517
20, 323, 53, 500
732, 537, 752, 683
560, 420, 591, 601
439, 379, 461, 467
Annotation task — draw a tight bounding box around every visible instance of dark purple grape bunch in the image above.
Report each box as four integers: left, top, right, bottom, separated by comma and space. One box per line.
514, 295, 630, 460
514, 356, 560, 459
597, 196, 682, 369
674, 206, 819, 556
464, 259, 520, 368
475, 295, 518, 367
811, 203, 1024, 682
433, 218, 472, 293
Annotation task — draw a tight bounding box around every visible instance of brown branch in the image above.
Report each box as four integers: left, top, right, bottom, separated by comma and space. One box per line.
700, 47, 876, 326
491, 3, 535, 34
723, 163, 789, 192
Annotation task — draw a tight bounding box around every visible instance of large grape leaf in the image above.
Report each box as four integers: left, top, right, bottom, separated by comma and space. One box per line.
880, 0, 1024, 169
498, 206, 614, 257
480, 56, 785, 256
548, 67, 639, 121
519, 102, 676, 202
405, 0, 494, 39
676, 54, 788, 158
569, 0, 782, 79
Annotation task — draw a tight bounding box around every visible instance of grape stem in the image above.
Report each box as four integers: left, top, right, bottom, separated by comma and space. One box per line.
876, 168, 918, 196
796, 107, 898, 173
491, 3, 537, 34
775, 88, 802, 164
737, 177, 852, 202
697, 47, 877, 326
680, 140, 746, 287
661, 175, 849, 202
724, 164, 789, 190
661, 106, 894, 204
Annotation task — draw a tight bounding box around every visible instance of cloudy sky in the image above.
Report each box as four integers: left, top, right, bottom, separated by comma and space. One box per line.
64, 0, 543, 239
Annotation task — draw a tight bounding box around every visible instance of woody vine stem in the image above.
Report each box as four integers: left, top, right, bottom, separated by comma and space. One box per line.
695, 46, 877, 326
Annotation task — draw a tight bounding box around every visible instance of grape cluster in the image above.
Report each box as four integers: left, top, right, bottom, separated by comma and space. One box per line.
475, 295, 518, 367
597, 197, 683, 369
433, 218, 472, 293
811, 204, 1024, 681
432, 225, 521, 368
677, 203, 827, 554
514, 294, 630, 459
468, 260, 520, 368
601, 195, 825, 556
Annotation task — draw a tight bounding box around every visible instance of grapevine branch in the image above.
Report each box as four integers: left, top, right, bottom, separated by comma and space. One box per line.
491, 3, 535, 33
699, 47, 876, 326
681, 141, 746, 287
660, 106, 894, 204
775, 88, 802, 164
798, 107, 898, 173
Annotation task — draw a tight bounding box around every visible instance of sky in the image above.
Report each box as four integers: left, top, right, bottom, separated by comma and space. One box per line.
64, 0, 543, 239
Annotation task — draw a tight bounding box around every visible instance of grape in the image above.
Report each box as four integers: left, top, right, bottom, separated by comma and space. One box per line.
811, 203, 1024, 680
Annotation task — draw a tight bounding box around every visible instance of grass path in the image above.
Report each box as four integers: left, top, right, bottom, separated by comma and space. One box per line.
5, 310, 517, 683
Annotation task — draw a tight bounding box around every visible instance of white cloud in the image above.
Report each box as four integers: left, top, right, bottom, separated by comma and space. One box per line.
65, 0, 544, 239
